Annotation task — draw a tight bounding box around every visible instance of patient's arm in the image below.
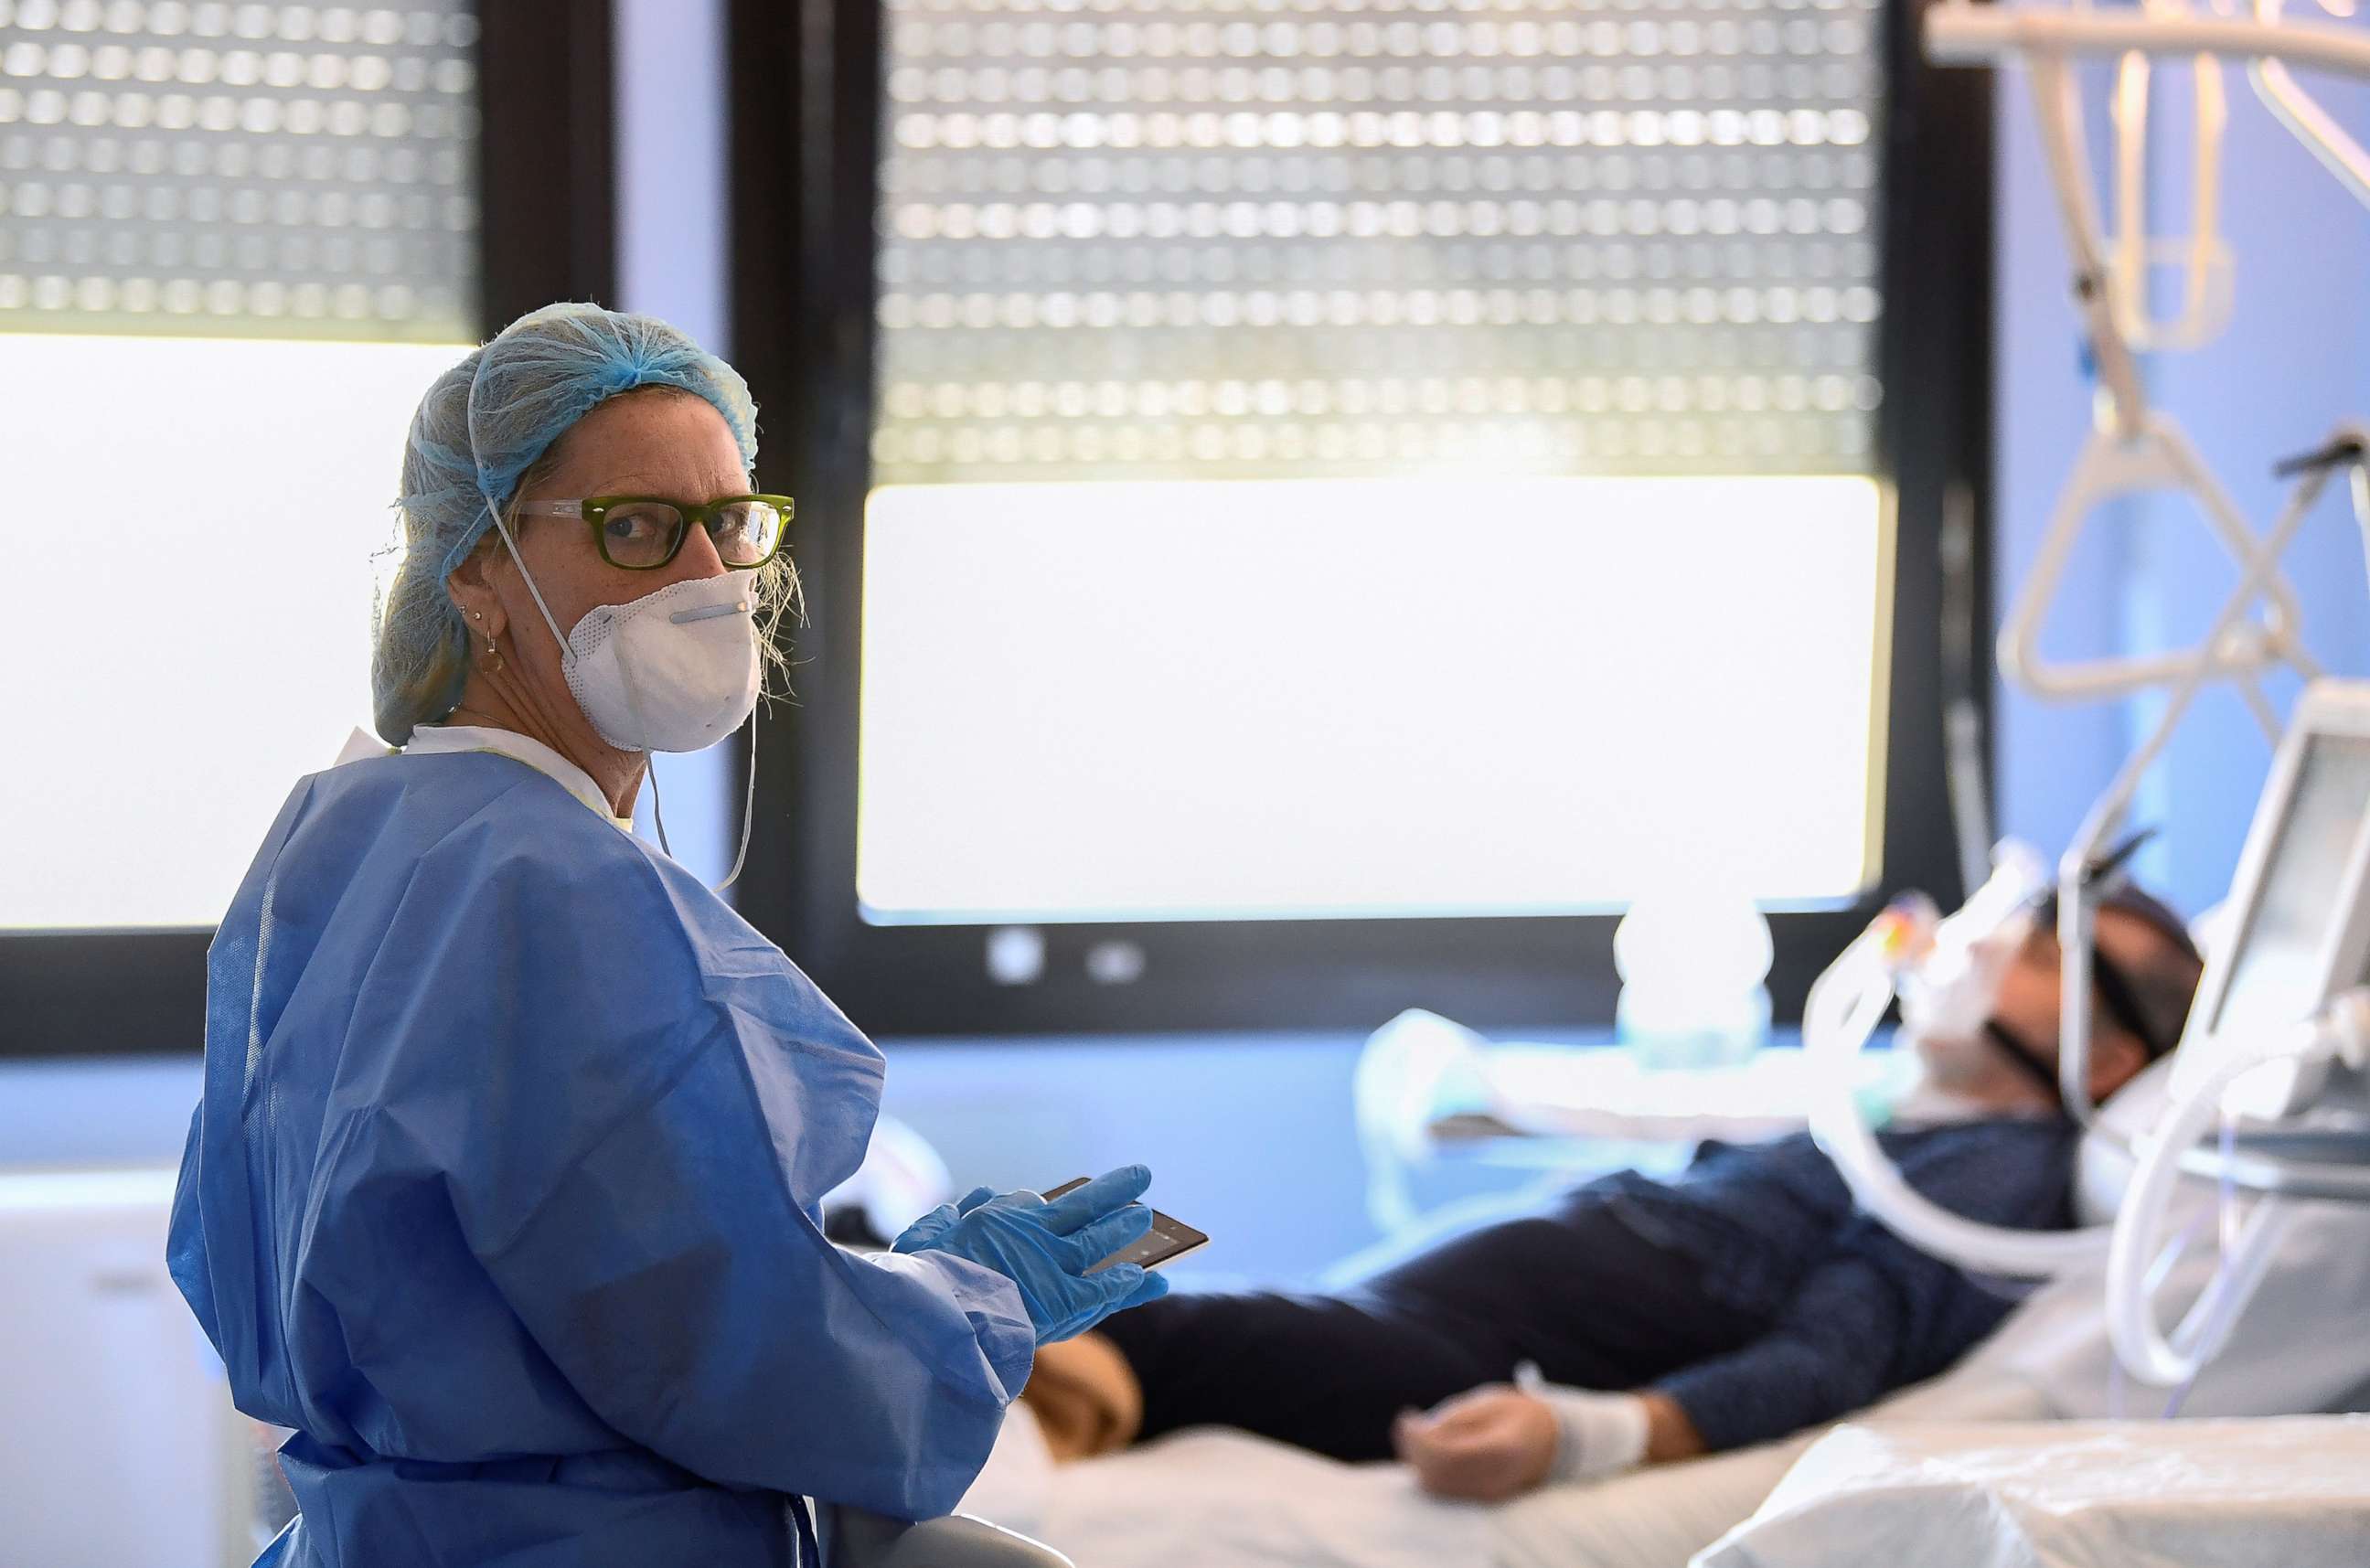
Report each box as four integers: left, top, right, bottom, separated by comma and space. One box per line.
1651, 1253, 1906, 1453
1396, 1384, 1705, 1499
1639, 1391, 1706, 1463
1393, 1385, 1563, 1499
1653, 1139, 2051, 1454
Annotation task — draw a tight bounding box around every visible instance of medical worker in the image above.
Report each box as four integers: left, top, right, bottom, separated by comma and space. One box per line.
167, 304, 1166, 1568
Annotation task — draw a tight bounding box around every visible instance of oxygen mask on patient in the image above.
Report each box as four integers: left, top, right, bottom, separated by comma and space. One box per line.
1867, 847, 2058, 1109
1893, 900, 2039, 1093
1879, 836, 2179, 1112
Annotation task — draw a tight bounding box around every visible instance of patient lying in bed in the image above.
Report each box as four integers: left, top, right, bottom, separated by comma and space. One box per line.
1026, 885, 2204, 1502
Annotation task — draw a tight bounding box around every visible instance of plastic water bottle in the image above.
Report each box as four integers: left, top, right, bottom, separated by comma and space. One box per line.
1613, 884, 1774, 1070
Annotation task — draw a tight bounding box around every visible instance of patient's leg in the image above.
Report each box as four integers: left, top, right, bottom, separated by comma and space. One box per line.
1086, 1285, 1513, 1462
1025, 1331, 1147, 1461
1034, 1196, 1767, 1465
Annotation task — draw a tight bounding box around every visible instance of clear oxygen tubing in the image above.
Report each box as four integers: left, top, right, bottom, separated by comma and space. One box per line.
2101, 1001, 2369, 1385
1802, 897, 2119, 1281
2156, 1117, 2250, 1417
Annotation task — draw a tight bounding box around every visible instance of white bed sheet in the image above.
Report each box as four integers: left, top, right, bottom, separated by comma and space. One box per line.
1696, 1416, 2370, 1568
959, 1382, 2047, 1568
959, 1403, 1490, 1568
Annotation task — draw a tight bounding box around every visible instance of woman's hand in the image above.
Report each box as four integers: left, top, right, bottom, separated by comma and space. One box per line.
891, 1166, 1170, 1346
1391, 1385, 1560, 1501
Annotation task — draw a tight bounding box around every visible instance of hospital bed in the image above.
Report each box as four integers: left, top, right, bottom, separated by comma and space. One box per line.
972, 677, 2370, 1567
998, 0, 2370, 1557
955, 1052, 2370, 1568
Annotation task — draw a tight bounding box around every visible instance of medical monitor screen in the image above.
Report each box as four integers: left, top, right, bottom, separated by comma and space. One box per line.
855, 0, 1893, 924
2210, 733, 2370, 1042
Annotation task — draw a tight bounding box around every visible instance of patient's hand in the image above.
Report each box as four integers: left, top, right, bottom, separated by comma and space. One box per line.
1391, 1385, 1558, 1501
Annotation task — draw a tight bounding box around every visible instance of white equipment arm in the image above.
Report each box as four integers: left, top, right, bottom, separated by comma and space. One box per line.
1996, 412, 2315, 715
2052, 447, 2358, 1122
1928, 5, 2370, 75
2252, 0, 2370, 209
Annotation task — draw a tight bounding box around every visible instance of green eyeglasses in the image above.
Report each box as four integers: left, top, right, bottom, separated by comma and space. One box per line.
513, 494, 795, 571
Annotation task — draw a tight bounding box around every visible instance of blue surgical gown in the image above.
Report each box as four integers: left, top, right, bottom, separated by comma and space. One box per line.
167, 751, 1035, 1567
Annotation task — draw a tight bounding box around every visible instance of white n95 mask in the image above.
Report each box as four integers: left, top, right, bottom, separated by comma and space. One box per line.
560, 572, 762, 753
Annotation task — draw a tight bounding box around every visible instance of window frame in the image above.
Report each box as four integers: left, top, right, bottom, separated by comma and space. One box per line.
724, 0, 1994, 1038
0, 0, 620, 1060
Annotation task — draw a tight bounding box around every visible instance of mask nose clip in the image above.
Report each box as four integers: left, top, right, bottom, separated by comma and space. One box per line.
669, 598, 752, 626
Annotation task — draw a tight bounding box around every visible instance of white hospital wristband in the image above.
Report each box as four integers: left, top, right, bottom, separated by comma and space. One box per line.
1516, 1365, 1651, 1483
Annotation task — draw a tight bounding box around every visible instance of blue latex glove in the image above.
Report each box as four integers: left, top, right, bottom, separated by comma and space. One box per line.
892, 1166, 1172, 1345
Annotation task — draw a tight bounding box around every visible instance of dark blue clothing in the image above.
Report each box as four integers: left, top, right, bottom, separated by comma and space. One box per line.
1097, 1118, 2077, 1460
1600, 1120, 2078, 1449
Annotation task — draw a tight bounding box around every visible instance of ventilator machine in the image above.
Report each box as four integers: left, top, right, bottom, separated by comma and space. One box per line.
1808, 0, 2370, 1397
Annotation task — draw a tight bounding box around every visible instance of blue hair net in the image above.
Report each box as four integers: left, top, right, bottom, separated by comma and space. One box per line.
372, 304, 759, 744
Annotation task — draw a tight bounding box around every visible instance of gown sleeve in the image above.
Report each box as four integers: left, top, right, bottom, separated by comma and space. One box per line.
360, 804, 1035, 1519
474, 1018, 1036, 1517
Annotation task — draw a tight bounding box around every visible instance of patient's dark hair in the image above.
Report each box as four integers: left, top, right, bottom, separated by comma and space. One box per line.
2096, 886, 2205, 1058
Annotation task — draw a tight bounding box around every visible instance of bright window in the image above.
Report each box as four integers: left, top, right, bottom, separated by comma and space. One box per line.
0, 1, 481, 933
859, 474, 1885, 922
0, 334, 466, 930
857, 0, 1892, 926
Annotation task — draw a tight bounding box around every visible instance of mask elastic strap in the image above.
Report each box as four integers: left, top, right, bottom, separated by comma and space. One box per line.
2087, 950, 2172, 1060
717, 709, 758, 891
1983, 938, 2168, 1111
484, 497, 574, 658
484, 492, 748, 880
2032, 907, 2180, 1061
487, 495, 679, 851
1984, 1019, 2074, 1108
463, 336, 571, 658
